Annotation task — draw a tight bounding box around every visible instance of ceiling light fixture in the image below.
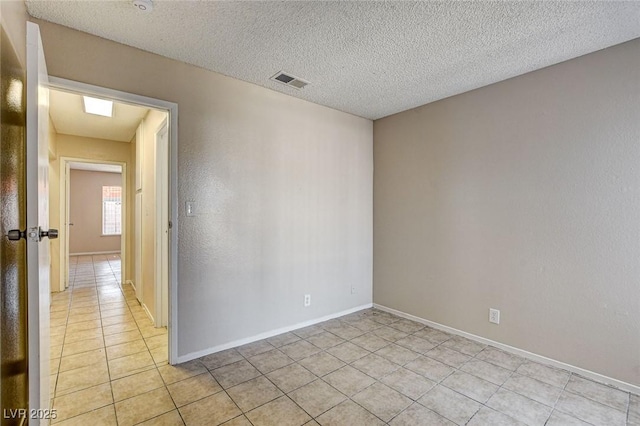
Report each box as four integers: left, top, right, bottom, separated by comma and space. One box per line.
83, 96, 113, 117
132, 0, 153, 12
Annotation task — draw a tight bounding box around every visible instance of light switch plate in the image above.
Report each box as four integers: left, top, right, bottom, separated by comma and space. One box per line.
186, 201, 195, 217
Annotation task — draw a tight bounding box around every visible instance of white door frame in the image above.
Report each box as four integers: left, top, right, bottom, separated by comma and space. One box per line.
59, 158, 127, 290
49, 76, 179, 364
155, 120, 169, 327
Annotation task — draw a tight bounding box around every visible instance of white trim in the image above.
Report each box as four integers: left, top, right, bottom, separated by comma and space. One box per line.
154, 120, 169, 328
176, 304, 373, 363
373, 304, 640, 395
142, 303, 155, 324
49, 76, 179, 365
126, 279, 135, 291
69, 250, 121, 256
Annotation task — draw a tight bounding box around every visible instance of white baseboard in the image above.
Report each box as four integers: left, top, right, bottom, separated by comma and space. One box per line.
176, 303, 374, 364
69, 250, 121, 256
141, 303, 155, 324
373, 304, 640, 395
125, 280, 135, 290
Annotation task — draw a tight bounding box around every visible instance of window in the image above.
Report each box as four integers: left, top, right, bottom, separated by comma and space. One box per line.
102, 186, 122, 235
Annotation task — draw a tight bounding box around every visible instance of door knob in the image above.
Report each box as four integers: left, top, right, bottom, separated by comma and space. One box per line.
39, 228, 58, 240
7, 229, 26, 241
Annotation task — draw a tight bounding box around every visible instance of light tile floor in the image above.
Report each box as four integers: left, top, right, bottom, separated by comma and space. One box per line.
50, 255, 639, 425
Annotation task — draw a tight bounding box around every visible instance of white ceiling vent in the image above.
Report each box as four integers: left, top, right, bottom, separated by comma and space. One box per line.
270, 71, 309, 90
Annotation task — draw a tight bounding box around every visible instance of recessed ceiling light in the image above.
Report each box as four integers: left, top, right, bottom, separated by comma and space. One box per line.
83, 96, 113, 117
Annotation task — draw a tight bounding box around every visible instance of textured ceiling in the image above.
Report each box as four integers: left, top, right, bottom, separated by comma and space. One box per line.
50, 89, 149, 142
28, 1, 640, 120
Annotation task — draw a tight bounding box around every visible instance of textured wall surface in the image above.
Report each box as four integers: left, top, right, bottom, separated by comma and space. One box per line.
374, 39, 640, 386
34, 20, 373, 358
68, 170, 122, 254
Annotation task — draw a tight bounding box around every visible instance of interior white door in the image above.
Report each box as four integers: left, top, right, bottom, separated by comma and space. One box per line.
26, 21, 52, 424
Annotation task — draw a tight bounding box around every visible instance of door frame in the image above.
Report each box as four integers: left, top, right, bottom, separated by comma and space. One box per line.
49, 76, 179, 364
155, 120, 169, 327
59, 158, 127, 290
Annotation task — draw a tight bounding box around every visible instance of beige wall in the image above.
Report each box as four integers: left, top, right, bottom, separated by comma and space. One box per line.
69, 169, 122, 254
373, 39, 640, 386
34, 19, 373, 358
49, 134, 134, 285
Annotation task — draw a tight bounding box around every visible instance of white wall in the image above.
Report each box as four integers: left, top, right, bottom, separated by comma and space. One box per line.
34, 19, 373, 358
373, 39, 640, 387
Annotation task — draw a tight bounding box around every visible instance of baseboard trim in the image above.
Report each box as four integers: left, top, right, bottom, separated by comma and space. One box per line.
69, 250, 121, 256
126, 280, 135, 291
373, 303, 640, 395
141, 303, 155, 324
176, 303, 374, 364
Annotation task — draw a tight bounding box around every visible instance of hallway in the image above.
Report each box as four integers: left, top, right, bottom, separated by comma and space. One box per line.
49, 254, 168, 424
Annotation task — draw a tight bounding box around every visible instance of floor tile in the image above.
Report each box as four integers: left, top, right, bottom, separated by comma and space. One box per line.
288, 379, 347, 417
245, 396, 311, 426
298, 351, 345, 377
247, 349, 294, 374
106, 339, 148, 360
62, 337, 104, 357
442, 371, 498, 403
476, 347, 524, 371
305, 331, 345, 349
112, 368, 165, 402
104, 329, 143, 347
237, 340, 276, 358
52, 383, 113, 423
502, 374, 563, 407
179, 392, 242, 426
108, 350, 155, 380
227, 376, 283, 411
460, 359, 513, 386
54, 404, 117, 426
487, 388, 552, 425
115, 387, 176, 426
220, 415, 252, 426
167, 371, 223, 407
200, 349, 244, 371
418, 384, 481, 425
565, 374, 629, 411
351, 353, 400, 379
555, 391, 627, 426
292, 325, 324, 339
381, 367, 436, 400
404, 355, 454, 382
55, 362, 110, 396
146, 334, 169, 350
375, 343, 421, 365
394, 335, 437, 354
159, 360, 208, 384
316, 399, 385, 426
467, 406, 525, 425
441, 335, 486, 356
58, 348, 106, 372
425, 346, 471, 369
412, 327, 452, 344
351, 333, 391, 352
372, 326, 409, 342
545, 410, 592, 426
280, 340, 322, 361
266, 332, 301, 348
352, 382, 412, 422
629, 394, 640, 425
388, 318, 425, 334
137, 409, 185, 425
323, 365, 376, 397
389, 402, 455, 426
212, 360, 262, 389
515, 360, 570, 388
266, 363, 317, 393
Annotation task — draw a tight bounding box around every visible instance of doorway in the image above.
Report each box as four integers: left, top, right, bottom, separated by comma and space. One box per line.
46, 77, 179, 368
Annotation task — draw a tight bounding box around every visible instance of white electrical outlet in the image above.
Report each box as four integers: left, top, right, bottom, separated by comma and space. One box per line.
304, 294, 311, 307
489, 308, 500, 324
351, 286, 356, 294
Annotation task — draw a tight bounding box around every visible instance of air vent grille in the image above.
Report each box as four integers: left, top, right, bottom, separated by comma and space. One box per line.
270, 71, 309, 90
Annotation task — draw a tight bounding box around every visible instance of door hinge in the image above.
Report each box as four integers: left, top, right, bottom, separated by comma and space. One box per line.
168, 220, 172, 229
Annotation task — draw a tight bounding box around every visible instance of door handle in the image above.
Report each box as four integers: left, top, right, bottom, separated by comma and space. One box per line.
69, 223, 74, 226
40, 227, 58, 240
7, 229, 26, 241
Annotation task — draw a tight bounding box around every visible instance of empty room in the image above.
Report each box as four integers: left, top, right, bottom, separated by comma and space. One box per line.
1, 1, 638, 425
